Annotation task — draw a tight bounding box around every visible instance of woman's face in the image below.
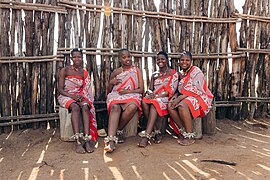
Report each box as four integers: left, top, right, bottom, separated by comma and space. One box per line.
179, 55, 192, 71
120, 51, 132, 66
72, 52, 83, 67
156, 54, 168, 69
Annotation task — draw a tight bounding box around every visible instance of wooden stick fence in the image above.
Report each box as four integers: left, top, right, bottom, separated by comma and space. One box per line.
0, 0, 269, 133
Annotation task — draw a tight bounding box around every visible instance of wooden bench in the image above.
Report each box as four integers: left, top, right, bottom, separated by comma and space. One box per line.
193, 105, 216, 139
59, 106, 139, 141
59, 107, 75, 141
123, 111, 139, 137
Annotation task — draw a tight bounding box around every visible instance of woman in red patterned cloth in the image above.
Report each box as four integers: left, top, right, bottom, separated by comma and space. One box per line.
58, 48, 97, 154
137, 51, 179, 148
104, 49, 144, 153
168, 51, 214, 146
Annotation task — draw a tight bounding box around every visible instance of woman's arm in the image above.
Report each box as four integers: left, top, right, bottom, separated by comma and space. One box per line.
144, 76, 155, 99
58, 68, 81, 101
107, 69, 122, 93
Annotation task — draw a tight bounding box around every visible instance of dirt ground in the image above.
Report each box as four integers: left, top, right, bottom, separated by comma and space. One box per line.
1, 119, 270, 180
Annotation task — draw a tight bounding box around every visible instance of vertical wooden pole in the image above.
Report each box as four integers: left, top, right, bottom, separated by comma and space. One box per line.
112, 0, 121, 69
31, 0, 42, 129
16, 0, 24, 119
24, 0, 34, 117
143, 0, 150, 86
0, 7, 11, 133
239, 0, 250, 119
90, 0, 102, 100
201, 0, 210, 76
229, 0, 241, 120
10, 6, 17, 121
133, 0, 143, 69
159, 0, 167, 51
47, 1, 56, 127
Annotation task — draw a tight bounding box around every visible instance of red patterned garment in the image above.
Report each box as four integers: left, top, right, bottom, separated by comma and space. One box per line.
178, 66, 214, 118
58, 70, 98, 141
106, 66, 142, 114
143, 70, 179, 116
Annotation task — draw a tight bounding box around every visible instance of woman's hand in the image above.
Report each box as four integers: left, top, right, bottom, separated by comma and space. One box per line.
144, 90, 155, 100
110, 77, 121, 85
72, 94, 84, 102
145, 93, 155, 100
118, 90, 129, 95
169, 96, 181, 109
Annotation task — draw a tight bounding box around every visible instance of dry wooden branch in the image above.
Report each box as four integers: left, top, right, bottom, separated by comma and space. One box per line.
0, 113, 59, 121
234, 12, 270, 23
0, 117, 59, 126
0, 1, 67, 14
58, 0, 239, 23
237, 48, 270, 53
58, 50, 246, 59
0, 59, 64, 63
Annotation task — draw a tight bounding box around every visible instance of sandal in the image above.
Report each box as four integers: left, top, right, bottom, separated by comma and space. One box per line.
178, 132, 196, 146
116, 130, 125, 144
104, 136, 118, 153
138, 131, 151, 148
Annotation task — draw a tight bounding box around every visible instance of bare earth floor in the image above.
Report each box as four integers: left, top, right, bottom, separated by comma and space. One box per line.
1, 119, 270, 180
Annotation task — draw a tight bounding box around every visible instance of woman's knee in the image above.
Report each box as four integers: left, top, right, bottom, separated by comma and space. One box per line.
110, 104, 121, 113
70, 103, 80, 113
177, 103, 188, 113
149, 104, 157, 112
81, 104, 89, 112
128, 103, 138, 112
167, 105, 174, 113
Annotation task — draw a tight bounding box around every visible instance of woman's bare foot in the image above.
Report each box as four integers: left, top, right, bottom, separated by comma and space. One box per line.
75, 143, 86, 154
85, 141, 95, 153
104, 141, 115, 153
138, 137, 148, 148
178, 137, 195, 146
117, 130, 125, 144
154, 134, 162, 144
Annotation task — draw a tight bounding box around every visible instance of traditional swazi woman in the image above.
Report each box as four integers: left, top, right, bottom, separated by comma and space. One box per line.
58, 48, 97, 154
138, 51, 179, 148
105, 49, 144, 153
168, 51, 214, 146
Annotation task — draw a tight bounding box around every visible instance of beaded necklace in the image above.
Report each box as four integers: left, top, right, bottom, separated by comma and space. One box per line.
71, 66, 81, 72
182, 65, 192, 76
159, 67, 168, 76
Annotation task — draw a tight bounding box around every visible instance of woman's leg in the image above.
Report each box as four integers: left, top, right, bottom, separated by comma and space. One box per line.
142, 101, 150, 119
81, 103, 94, 153
70, 103, 85, 154
104, 104, 121, 152
140, 101, 150, 130
177, 102, 193, 132
167, 105, 184, 129
153, 116, 166, 144
118, 103, 137, 130
138, 105, 158, 147
177, 102, 195, 146
116, 103, 137, 143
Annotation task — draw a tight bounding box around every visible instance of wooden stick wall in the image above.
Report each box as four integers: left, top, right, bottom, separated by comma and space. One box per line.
0, 0, 269, 131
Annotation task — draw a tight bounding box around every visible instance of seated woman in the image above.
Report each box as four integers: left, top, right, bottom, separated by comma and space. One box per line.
105, 49, 144, 153
138, 51, 179, 148
58, 48, 98, 154
168, 51, 214, 146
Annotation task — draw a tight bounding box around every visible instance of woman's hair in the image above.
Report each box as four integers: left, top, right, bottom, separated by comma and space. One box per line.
181, 51, 192, 60
118, 48, 130, 59
157, 51, 168, 60
71, 48, 83, 56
